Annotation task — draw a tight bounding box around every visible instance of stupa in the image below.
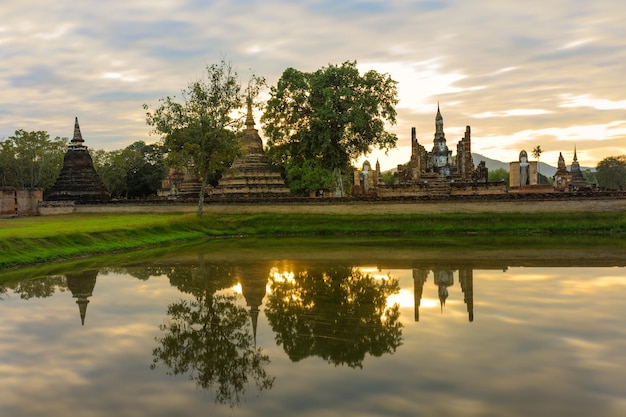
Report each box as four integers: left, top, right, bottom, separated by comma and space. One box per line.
211, 101, 291, 198
47, 118, 110, 202
569, 147, 588, 188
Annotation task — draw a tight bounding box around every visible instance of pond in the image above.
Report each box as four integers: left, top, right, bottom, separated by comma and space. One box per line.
1, 237, 626, 417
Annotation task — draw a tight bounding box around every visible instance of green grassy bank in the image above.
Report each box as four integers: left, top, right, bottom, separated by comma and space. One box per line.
1, 211, 626, 269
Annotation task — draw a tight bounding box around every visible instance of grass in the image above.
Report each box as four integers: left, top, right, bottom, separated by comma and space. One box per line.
1, 211, 626, 270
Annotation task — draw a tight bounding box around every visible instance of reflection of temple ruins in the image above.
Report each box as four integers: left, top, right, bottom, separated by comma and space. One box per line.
47, 118, 110, 203
354, 105, 505, 197
413, 268, 474, 322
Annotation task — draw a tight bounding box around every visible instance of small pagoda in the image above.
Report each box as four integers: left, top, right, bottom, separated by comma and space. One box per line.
47, 118, 110, 203
211, 101, 291, 199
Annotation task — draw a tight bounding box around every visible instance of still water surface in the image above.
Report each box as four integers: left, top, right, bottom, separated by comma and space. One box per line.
1, 238, 626, 417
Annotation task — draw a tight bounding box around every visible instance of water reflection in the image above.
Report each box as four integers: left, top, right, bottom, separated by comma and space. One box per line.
414, 268, 474, 322
265, 266, 402, 367
2, 240, 626, 417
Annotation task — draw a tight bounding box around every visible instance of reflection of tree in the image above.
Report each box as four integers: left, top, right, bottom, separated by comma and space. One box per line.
8, 276, 67, 300
265, 267, 403, 368
151, 270, 274, 407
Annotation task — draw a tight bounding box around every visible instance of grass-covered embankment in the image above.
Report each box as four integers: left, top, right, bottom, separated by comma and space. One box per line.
1, 211, 625, 269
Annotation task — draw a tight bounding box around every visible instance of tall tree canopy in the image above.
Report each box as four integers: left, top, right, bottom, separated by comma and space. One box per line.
144, 60, 264, 216
596, 155, 626, 190
262, 61, 398, 196
0, 130, 67, 190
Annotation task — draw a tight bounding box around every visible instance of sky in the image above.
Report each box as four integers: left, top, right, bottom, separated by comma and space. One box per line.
1, 0, 625, 171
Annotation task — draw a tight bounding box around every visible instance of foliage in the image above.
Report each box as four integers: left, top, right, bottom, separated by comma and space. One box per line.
144, 59, 264, 216
262, 61, 398, 195
152, 292, 274, 406
488, 168, 509, 185
596, 155, 626, 190
0, 130, 67, 191
284, 160, 334, 196
582, 169, 597, 186
92, 141, 166, 198
380, 170, 395, 186
265, 266, 402, 367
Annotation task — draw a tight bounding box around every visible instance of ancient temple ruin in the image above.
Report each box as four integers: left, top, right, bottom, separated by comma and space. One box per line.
211, 101, 291, 199
553, 147, 589, 191
354, 105, 504, 197
47, 118, 110, 203
510, 150, 539, 189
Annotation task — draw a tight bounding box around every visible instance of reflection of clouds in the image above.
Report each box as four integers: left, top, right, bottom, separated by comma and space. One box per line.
3, 261, 626, 416
561, 337, 613, 370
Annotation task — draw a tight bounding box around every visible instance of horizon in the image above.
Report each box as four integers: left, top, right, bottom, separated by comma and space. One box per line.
1, 1, 624, 172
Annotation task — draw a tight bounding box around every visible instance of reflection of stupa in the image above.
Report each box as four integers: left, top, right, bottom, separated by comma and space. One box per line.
238, 268, 269, 344
65, 270, 98, 326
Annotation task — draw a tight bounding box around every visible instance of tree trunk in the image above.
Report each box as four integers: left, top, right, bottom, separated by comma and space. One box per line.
197, 169, 211, 218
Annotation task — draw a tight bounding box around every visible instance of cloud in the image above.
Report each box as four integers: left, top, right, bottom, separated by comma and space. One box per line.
0, 0, 624, 169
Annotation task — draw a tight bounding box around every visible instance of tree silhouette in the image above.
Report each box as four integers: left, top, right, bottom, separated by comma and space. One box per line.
151, 268, 274, 407
265, 267, 402, 368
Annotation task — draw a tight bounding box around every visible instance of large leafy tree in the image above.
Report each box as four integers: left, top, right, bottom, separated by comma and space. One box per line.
596, 155, 626, 190
144, 60, 263, 216
262, 61, 398, 196
0, 130, 67, 190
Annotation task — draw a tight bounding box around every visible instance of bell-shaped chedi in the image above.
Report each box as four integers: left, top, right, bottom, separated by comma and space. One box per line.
47, 118, 110, 203
212, 101, 290, 199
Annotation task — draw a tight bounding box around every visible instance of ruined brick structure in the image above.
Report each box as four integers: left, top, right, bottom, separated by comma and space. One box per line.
354, 105, 504, 197
0, 188, 42, 217
553, 147, 589, 191
47, 118, 110, 203
211, 101, 291, 199
510, 150, 539, 189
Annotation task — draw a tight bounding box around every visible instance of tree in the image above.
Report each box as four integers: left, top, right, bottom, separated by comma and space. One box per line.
262, 61, 398, 196
92, 141, 166, 199
488, 168, 510, 185
0, 130, 67, 190
532, 145, 543, 184
144, 60, 263, 217
596, 155, 626, 190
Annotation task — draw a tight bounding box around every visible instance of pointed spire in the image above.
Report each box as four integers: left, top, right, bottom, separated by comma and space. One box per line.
245, 97, 255, 130
573, 145, 578, 162
436, 102, 442, 121
72, 117, 84, 144
77, 299, 89, 326
250, 306, 259, 346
